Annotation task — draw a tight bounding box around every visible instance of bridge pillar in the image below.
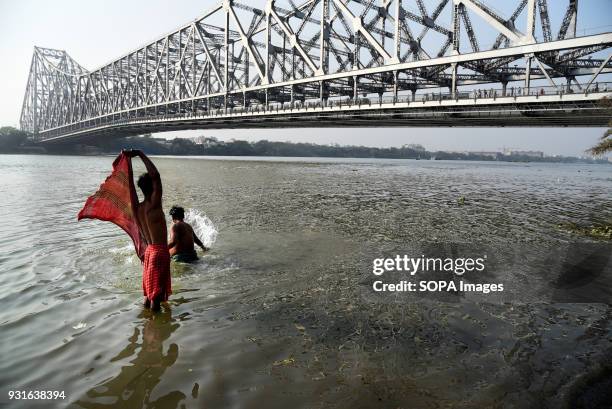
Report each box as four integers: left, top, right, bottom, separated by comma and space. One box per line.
450, 63, 457, 98
411, 89, 416, 102
320, 81, 325, 107
525, 55, 533, 95
353, 76, 358, 101
290, 85, 295, 108
206, 64, 211, 96
393, 70, 398, 103
502, 81, 507, 97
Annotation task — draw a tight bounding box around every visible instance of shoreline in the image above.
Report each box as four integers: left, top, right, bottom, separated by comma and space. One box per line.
0, 151, 609, 165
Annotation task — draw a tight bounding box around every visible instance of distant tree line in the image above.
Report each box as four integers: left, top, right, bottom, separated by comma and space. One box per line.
0, 126, 608, 164
0, 127, 32, 153
96, 134, 607, 164
97, 134, 433, 158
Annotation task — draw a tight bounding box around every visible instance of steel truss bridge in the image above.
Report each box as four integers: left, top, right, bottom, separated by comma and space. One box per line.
20, 0, 612, 143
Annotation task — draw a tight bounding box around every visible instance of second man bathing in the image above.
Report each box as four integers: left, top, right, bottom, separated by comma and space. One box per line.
168, 206, 208, 263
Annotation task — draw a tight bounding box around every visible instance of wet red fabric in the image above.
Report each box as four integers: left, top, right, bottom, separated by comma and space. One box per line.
77, 152, 147, 261
142, 244, 171, 302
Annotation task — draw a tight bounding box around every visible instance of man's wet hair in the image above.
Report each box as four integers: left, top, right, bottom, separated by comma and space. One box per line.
137, 173, 153, 198
169, 206, 185, 220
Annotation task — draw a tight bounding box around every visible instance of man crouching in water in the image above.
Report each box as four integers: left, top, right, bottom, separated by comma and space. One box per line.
125, 149, 171, 311
168, 206, 208, 263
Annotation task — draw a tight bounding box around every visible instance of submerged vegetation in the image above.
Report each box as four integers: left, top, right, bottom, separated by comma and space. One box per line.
557, 222, 612, 240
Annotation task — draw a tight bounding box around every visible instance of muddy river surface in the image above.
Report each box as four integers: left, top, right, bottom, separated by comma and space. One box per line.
0, 154, 611, 409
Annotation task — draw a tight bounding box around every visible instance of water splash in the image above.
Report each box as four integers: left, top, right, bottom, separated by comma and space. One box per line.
184, 208, 218, 248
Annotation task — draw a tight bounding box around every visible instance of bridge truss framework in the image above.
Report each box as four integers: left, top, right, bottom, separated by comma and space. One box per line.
19, 0, 612, 142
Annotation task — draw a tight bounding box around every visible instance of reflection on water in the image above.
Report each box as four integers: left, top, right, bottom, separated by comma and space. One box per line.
0, 154, 610, 409
77, 309, 182, 408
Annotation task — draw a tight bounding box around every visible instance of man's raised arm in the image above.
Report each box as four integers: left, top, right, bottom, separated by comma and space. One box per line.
138, 151, 162, 206
137, 151, 160, 180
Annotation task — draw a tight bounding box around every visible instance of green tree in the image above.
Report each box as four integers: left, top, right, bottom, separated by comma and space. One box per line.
588, 97, 612, 156
0, 126, 29, 152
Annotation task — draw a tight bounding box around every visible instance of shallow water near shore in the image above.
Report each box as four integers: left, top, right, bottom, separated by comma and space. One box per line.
0, 154, 611, 409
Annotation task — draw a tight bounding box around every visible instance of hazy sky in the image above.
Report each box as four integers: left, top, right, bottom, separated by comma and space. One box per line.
1, 0, 610, 156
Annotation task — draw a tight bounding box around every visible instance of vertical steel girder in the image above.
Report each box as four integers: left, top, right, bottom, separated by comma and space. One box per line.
19, 0, 612, 138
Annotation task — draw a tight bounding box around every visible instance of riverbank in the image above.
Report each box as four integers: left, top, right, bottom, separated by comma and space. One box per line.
3, 144, 609, 165
1, 126, 609, 163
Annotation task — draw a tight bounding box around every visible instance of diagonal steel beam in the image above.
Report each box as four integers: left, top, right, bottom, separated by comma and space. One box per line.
194, 24, 225, 89
269, 6, 320, 74
227, 3, 266, 81
459, 0, 522, 43
585, 54, 612, 91
332, 0, 393, 62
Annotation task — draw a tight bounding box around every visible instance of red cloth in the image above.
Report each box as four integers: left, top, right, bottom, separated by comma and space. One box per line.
143, 244, 171, 302
77, 152, 147, 261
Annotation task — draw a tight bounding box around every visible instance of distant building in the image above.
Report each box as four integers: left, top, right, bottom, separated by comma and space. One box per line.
469, 151, 500, 159
503, 148, 544, 158
587, 155, 612, 162
152, 137, 172, 147
191, 136, 220, 146
191, 136, 207, 145
404, 143, 426, 152
444, 150, 501, 159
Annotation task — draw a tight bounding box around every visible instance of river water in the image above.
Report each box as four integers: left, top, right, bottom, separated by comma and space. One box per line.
0, 154, 610, 409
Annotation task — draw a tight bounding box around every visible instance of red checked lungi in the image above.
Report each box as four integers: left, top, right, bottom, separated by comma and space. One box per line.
77, 152, 147, 261
143, 244, 171, 302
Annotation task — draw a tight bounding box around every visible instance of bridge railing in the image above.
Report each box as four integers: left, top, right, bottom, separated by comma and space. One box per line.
38, 81, 612, 140
248, 82, 611, 112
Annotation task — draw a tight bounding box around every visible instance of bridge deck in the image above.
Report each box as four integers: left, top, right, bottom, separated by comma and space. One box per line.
39, 87, 611, 144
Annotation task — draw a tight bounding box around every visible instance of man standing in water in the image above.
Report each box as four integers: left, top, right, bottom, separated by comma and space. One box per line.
125, 149, 171, 311
168, 206, 208, 263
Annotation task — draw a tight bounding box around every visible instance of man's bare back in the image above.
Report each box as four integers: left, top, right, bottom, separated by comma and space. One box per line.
137, 201, 167, 245
127, 150, 167, 246
168, 206, 207, 262
169, 221, 195, 256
